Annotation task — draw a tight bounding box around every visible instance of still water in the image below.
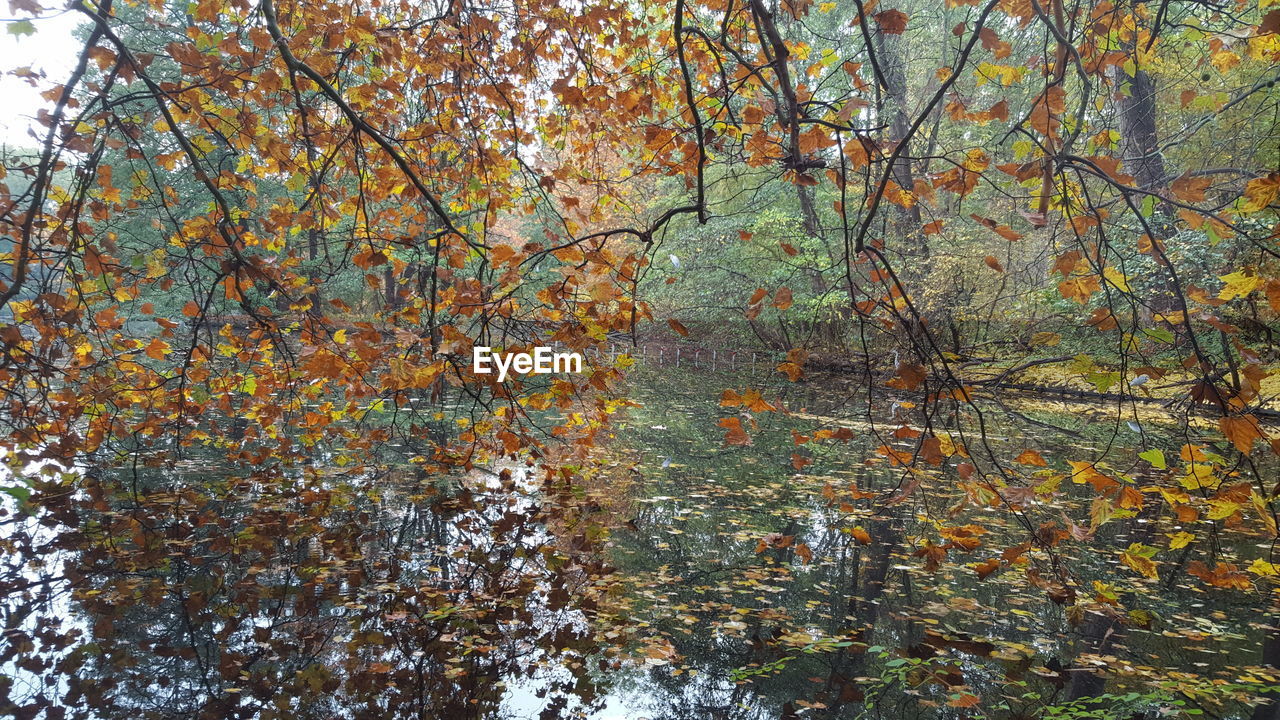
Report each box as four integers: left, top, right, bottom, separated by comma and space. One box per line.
4, 363, 1276, 719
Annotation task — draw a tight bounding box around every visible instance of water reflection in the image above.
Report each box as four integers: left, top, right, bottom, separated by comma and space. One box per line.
8, 455, 620, 719
3, 365, 1277, 718
598, 366, 1277, 719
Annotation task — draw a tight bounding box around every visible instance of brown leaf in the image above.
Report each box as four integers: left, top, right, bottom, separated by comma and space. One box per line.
969, 213, 1022, 241
773, 286, 794, 310
791, 452, 812, 471
984, 255, 1004, 272
1170, 173, 1211, 202
874, 9, 908, 34
886, 362, 927, 390
1261, 9, 1280, 35
667, 318, 689, 336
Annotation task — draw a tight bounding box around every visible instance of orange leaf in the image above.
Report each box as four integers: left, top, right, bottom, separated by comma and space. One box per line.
974, 559, 1000, 579
984, 255, 1004, 272
794, 542, 813, 565
667, 318, 689, 336
1058, 274, 1100, 304
1014, 449, 1047, 466
947, 692, 981, 708
718, 416, 752, 446
1219, 414, 1264, 455
144, 338, 169, 360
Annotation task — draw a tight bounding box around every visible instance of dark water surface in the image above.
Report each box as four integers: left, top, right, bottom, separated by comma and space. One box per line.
569, 366, 1276, 720
5, 363, 1277, 719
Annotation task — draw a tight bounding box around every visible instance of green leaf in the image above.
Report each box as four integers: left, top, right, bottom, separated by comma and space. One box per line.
1142, 327, 1174, 343
0, 485, 30, 504
1205, 222, 1222, 246
1138, 449, 1166, 469
1086, 370, 1120, 393
7, 20, 36, 37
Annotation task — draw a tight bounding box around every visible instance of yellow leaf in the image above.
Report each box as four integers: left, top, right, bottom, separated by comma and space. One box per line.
1218, 271, 1261, 301
1103, 266, 1131, 293
1166, 531, 1194, 550
1120, 543, 1159, 579
1206, 499, 1241, 521
1179, 463, 1219, 491
1240, 172, 1280, 213
1248, 558, 1279, 576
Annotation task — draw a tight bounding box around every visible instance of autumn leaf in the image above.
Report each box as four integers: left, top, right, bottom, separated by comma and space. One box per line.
1058, 274, 1100, 304
983, 255, 1004, 272
772, 286, 794, 310
1014, 449, 1047, 466
974, 558, 1000, 579
873, 9, 908, 34
144, 338, 170, 360
1218, 271, 1261, 300
1261, 10, 1280, 35
1240, 172, 1280, 213
746, 288, 769, 319
1218, 414, 1263, 454
667, 318, 690, 336
970, 213, 1022, 241
886, 362, 927, 390
718, 416, 752, 446
1170, 173, 1211, 202
1120, 543, 1159, 580
794, 542, 813, 564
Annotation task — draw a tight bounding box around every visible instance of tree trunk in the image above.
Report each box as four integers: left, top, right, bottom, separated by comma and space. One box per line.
874, 20, 924, 231
1115, 65, 1166, 190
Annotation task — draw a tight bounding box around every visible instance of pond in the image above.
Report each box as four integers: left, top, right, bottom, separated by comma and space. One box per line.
2, 362, 1276, 719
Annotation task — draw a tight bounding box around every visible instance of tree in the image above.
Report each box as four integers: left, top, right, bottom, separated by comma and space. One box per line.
1, 0, 1279, 716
